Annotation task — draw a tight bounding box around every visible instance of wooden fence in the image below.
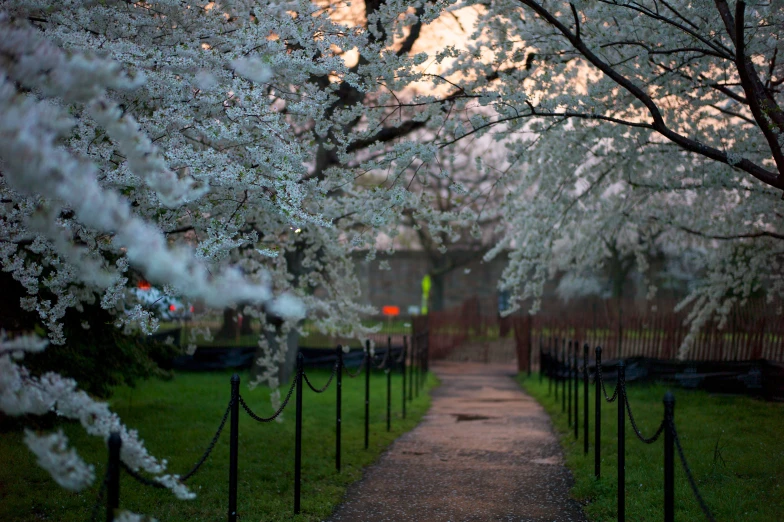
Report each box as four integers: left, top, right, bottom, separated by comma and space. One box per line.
418, 296, 784, 371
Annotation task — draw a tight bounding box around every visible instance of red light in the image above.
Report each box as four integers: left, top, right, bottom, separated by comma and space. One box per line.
189, 305, 194, 312
382, 305, 400, 317
169, 304, 177, 311
137, 280, 151, 290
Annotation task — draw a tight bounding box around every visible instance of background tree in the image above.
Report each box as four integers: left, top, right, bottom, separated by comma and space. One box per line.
397, 137, 510, 312
376, 0, 784, 344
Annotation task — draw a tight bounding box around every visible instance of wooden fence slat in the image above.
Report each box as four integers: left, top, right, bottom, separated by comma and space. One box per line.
426, 296, 783, 366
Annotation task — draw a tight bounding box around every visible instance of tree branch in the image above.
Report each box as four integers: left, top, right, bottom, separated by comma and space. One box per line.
396, 5, 425, 56
721, 1, 784, 181
439, 106, 653, 148
677, 226, 784, 242
517, 0, 782, 189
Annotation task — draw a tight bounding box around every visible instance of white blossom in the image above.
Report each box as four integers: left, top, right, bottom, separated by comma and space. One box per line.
23, 430, 95, 491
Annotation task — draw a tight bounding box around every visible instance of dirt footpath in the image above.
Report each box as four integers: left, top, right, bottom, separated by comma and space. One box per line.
327, 362, 587, 522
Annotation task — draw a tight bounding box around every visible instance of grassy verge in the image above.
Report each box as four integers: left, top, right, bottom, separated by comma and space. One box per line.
518, 374, 784, 522
1, 368, 436, 521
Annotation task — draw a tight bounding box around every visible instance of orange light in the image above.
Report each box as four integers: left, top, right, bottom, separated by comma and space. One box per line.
382, 305, 400, 317
138, 280, 151, 290
169, 304, 177, 312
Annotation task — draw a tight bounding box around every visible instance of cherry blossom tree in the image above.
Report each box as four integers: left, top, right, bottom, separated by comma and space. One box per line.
392, 137, 511, 312
0, 0, 437, 509
377, 0, 783, 350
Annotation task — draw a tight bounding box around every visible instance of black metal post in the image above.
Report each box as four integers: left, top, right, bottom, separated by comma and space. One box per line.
583, 344, 589, 455
617, 360, 626, 522
421, 338, 425, 393
574, 340, 579, 439
106, 432, 121, 522
408, 335, 414, 401
402, 337, 407, 418
568, 340, 572, 426
364, 340, 371, 450
414, 338, 420, 398
595, 346, 602, 479
554, 339, 558, 402
422, 335, 429, 374
539, 343, 544, 384
336, 346, 343, 473
387, 337, 392, 432
562, 341, 566, 414
527, 313, 533, 376
294, 354, 303, 514
664, 392, 675, 522
618, 301, 623, 359
228, 374, 240, 522
422, 339, 427, 384
548, 341, 553, 396
426, 336, 430, 373
421, 338, 426, 387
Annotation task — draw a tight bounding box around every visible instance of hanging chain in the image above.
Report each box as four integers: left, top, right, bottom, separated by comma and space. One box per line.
621, 379, 665, 444
179, 396, 233, 482
89, 468, 109, 522
373, 347, 390, 369
671, 420, 717, 522
121, 461, 168, 489
344, 352, 366, 378
110, 395, 234, 495
239, 373, 298, 422
303, 362, 338, 393
394, 344, 406, 364
596, 359, 619, 402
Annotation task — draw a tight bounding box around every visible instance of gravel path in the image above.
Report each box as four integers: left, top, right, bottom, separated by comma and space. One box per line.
327, 361, 587, 521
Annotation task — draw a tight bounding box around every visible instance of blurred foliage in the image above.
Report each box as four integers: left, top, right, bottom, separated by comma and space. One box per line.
1, 271, 178, 399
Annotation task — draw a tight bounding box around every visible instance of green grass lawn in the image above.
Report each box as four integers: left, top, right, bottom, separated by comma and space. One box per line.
1, 368, 436, 521
518, 374, 784, 522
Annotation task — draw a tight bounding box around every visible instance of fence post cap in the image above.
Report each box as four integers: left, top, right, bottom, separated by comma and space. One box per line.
583, 343, 589, 352
595, 346, 603, 354
231, 373, 240, 384
663, 391, 675, 405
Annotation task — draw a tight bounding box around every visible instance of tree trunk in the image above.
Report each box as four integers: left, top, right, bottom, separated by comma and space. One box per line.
215, 307, 240, 340
611, 273, 625, 300
250, 319, 300, 385
430, 271, 445, 312
606, 244, 633, 300
240, 307, 254, 336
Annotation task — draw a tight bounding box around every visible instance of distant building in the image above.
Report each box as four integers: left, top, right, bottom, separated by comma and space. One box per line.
350, 250, 693, 315
352, 251, 508, 313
